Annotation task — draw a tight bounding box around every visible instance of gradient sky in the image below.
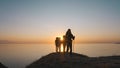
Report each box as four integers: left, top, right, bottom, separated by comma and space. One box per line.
0, 0, 120, 43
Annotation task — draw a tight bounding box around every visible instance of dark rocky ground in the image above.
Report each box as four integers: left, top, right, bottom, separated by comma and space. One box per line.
0, 62, 7, 68
26, 52, 120, 68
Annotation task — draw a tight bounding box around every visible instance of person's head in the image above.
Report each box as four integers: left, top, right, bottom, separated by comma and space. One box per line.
63, 35, 66, 38
56, 37, 60, 40
56, 37, 59, 40
67, 29, 71, 32
56, 37, 58, 40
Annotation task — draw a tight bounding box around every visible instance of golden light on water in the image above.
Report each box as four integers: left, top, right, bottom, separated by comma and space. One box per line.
61, 44, 63, 52
59, 36, 63, 52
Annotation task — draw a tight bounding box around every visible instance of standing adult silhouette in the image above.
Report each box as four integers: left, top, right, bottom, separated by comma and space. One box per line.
66, 29, 75, 55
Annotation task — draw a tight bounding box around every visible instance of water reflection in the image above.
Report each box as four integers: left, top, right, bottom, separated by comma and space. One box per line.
0, 44, 120, 68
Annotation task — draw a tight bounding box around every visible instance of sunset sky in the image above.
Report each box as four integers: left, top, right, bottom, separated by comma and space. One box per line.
0, 0, 120, 44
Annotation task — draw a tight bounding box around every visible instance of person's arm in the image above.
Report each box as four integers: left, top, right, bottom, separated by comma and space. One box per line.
73, 36, 75, 40
71, 33, 75, 40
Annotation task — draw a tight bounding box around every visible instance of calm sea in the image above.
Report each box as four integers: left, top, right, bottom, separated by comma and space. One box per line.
0, 44, 120, 68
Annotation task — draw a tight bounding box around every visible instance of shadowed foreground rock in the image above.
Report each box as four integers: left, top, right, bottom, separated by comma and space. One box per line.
0, 62, 7, 68
26, 52, 120, 68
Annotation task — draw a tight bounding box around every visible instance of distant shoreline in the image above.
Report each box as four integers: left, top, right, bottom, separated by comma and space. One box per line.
0, 42, 119, 44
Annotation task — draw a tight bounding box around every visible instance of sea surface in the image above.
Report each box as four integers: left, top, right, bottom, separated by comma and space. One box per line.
0, 44, 120, 68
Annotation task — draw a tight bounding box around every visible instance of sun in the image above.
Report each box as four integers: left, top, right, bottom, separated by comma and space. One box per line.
57, 36, 63, 41
60, 36, 63, 41
58, 36, 64, 52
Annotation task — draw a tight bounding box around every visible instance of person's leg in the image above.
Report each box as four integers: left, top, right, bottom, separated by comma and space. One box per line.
63, 44, 65, 52
56, 46, 57, 52
56, 46, 58, 52
66, 43, 69, 52
70, 42, 72, 55
59, 44, 61, 52
67, 42, 71, 53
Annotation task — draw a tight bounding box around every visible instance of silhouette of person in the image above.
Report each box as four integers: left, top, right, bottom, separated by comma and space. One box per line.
55, 37, 61, 52
66, 29, 75, 55
62, 35, 67, 52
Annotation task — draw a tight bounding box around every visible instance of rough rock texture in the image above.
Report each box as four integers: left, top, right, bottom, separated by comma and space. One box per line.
26, 52, 120, 68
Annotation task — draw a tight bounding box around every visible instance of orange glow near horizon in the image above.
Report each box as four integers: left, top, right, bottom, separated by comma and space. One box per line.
0, 36, 120, 44
0, 33, 120, 44
58, 36, 63, 41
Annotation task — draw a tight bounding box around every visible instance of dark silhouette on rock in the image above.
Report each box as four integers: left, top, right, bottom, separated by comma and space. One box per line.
0, 62, 7, 68
55, 37, 61, 52
26, 52, 120, 68
66, 29, 75, 55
